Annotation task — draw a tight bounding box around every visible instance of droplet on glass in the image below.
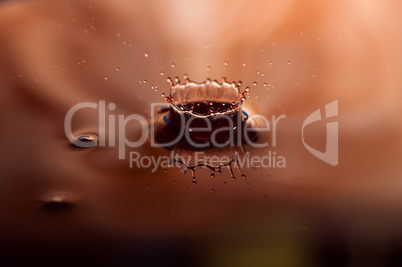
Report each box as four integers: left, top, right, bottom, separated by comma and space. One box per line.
144, 53, 149, 58
160, 71, 164, 76
171, 63, 176, 68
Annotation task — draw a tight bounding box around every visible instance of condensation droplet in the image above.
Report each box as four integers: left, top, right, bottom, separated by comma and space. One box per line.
223, 61, 229, 67
253, 82, 257, 86
144, 53, 149, 58
171, 63, 176, 68
211, 189, 215, 193
242, 62, 247, 67
160, 71, 164, 76
116, 67, 120, 71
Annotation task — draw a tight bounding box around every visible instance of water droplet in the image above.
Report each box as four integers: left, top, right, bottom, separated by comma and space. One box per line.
263, 83, 267, 87
240, 194, 244, 198
143, 79, 147, 83
161, 93, 166, 97
242, 62, 247, 67
241, 174, 246, 179
171, 63, 176, 68
211, 189, 215, 193
269, 61, 273, 65
160, 71, 164, 76
104, 77, 108, 81
116, 67, 120, 71
144, 53, 149, 58
73, 134, 98, 148
223, 61, 229, 67
288, 61, 291, 64
228, 165, 235, 180
206, 66, 211, 72
253, 82, 257, 86
42, 195, 71, 211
